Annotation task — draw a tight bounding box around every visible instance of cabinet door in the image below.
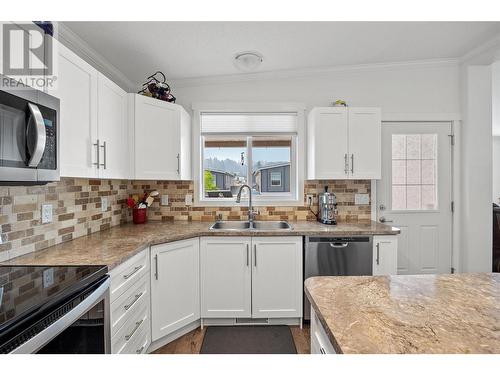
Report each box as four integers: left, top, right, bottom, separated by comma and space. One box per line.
251, 237, 303, 318
134, 95, 181, 180
348, 108, 381, 179
200, 237, 251, 318
55, 41, 98, 178
150, 238, 200, 341
307, 108, 348, 179
97, 73, 129, 179
373, 236, 398, 275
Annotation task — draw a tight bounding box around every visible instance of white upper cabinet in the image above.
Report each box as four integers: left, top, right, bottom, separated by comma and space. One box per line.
130, 94, 191, 180
54, 41, 99, 178
97, 73, 129, 179
307, 107, 381, 179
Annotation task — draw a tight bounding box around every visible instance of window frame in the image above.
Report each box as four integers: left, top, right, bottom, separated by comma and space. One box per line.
192, 103, 306, 207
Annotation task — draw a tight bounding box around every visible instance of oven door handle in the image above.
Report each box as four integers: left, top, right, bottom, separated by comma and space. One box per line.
10, 277, 110, 354
26, 103, 47, 167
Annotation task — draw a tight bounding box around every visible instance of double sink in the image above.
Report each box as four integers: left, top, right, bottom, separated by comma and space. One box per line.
210, 220, 292, 231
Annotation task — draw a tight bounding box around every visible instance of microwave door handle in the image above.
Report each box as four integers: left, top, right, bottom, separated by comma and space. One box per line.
26, 103, 46, 167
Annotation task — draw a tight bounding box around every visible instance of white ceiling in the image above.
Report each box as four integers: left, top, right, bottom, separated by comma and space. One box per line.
63, 21, 500, 85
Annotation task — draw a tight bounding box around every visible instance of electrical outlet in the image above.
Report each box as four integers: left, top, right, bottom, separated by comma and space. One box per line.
355, 193, 370, 205
43, 268, 54, 288
41, 204, 53, 224
161, 195, 169, 206
306, 194, 314, 205
101, 197, 108, 212
185, 194, 193, 206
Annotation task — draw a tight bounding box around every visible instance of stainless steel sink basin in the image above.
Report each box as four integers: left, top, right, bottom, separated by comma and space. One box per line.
209, 221, 292, 231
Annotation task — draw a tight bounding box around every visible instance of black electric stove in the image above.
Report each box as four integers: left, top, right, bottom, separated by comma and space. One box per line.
0, 265, 109, 354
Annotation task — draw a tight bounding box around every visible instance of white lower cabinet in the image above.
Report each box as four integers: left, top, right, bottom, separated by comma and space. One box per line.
310, 308, 336, 354
150, 238, 200, 341
109, 249, 151, 354
200, 236, 303, 320
372, 235, 398, 275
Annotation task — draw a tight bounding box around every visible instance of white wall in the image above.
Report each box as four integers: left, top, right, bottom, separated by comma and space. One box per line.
173, 63, 460, 114
494, 137, 500, 204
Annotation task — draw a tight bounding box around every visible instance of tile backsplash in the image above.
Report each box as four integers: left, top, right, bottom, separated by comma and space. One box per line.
0, 178, 371, 262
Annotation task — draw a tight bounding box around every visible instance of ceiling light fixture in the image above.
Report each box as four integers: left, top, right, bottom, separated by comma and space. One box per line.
234, 51, 263, 72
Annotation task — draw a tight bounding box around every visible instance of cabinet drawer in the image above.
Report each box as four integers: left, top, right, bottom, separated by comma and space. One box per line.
112, 305, 149, 354
110, 273, 149, 337
110, 250, 149, 302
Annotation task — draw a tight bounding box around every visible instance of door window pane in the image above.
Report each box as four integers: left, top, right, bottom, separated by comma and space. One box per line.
391, 134, 438, 210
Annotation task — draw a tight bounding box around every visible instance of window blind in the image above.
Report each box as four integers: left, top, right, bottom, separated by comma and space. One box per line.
200, 112, 298, 134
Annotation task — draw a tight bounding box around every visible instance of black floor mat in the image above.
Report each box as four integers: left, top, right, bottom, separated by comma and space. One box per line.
200, 325, 297, 354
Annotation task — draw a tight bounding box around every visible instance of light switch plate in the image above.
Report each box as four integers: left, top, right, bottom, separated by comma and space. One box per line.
101, 197, 108, 212
41, 204, 53, 224
355, 193, 370, 205
161, 195, 169, 206
185, 194, 193, 206
43, 268, 54, 288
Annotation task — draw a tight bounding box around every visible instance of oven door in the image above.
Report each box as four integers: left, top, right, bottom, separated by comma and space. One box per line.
10, 276, 110, 354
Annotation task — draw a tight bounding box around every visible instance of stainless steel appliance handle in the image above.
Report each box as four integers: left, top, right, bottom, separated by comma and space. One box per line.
254, 244, 257, 267
26, 103, 47, 167
329, 242, 349, 248
177, 153, 180, 174
123, 265, 143, 280
124, 291, 144, 311
93, 139, 100, 169
125, 319, 144, 341
100, 141, 107, 169
351, 154, 354, 174
10, 277, 110, 354
154, 254, 159, 280
246, 244, 249, 267
376, 243, 380, 265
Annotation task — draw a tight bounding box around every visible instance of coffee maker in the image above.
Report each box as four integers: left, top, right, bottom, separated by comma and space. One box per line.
317, 186, 338, 225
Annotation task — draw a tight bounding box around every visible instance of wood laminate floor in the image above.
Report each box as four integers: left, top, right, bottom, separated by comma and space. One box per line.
153, 324, 311, 354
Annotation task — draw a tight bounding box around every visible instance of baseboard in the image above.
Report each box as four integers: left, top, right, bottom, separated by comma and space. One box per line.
147, 319, 201, 353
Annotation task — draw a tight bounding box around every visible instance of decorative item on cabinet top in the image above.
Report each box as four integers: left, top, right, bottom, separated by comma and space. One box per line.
138, 71, 176, 103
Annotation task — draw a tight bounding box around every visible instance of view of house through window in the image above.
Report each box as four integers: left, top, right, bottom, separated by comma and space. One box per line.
203, 135, 293, 199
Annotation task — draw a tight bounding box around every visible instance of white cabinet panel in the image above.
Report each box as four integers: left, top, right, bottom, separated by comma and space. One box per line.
251, 237, 303, 318
348, 108, 381, 179
132, 94, 191, 180
373, 235, 398, 276
200, 237, 251, 318
97, 73, 129, 179
54, 41, 98, 178
307, 108, 348, 179
150, 238, 200, 341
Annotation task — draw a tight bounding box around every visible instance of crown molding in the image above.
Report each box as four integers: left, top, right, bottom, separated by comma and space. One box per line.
170, 58, 460, 89
56, 22, 136, 92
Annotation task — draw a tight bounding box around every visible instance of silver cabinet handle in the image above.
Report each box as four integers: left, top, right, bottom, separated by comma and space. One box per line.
351, 154, 354, 174
100, 141, 107, 169
125, 319, 144, 341
93, 139, 100, 169
344, 154, 348, 175
376, 243, 380, 265
254, 244, 257, 267
124, 291, 144, 311
379, 217, 393, 223
176, 153, 180, 174
123, 265, 143, 280
246, 244, 249, 267
136, 344, 145, 354
320, 347, 326, 354
154, 254, 159, 280
329, 242, 348, 248
26, 103, 46, 167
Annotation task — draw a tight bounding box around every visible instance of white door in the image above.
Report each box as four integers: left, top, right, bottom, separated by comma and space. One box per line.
55, 41, 99, 178
97, 73, 129, 179
348, 108, 381, 179
150, 238, 200, 341
377, 122, 453, 274
307, 108, 349, 179
134, 95, 181, 180
200, 237, 251, 318
251, 237, 303, 318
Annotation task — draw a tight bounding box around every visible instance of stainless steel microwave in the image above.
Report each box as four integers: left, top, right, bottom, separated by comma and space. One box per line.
0, 76, 59, 184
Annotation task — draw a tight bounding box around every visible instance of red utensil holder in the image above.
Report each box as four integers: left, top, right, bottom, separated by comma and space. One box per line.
132, 208, 148, 224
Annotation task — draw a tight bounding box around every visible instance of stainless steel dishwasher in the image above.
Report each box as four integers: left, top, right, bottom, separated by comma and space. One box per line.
304, 236, 373, 320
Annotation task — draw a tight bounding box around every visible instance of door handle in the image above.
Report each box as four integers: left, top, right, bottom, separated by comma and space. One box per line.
379, 217, 393, 223
26, 103, 47, 167
93, 139, 100, 169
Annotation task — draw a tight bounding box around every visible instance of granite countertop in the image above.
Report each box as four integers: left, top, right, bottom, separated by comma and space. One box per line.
305, 273, 500, 354
1, 220, 398, 270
